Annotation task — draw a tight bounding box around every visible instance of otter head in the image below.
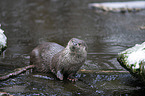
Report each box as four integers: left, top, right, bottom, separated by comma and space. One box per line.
67, 38, 88, 54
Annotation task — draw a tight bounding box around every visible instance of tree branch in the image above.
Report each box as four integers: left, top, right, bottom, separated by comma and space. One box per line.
79, 69, 129, 73
0, 65, 35, 81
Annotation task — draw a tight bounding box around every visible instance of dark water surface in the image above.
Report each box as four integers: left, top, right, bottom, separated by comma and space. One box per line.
0, 0, 145, 95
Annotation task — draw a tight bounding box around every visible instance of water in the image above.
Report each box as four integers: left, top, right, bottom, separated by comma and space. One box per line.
0, 0, 145, 95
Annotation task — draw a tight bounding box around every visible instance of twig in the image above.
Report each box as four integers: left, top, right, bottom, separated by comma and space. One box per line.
79, 69, 129, 73
0, 65, 35, 81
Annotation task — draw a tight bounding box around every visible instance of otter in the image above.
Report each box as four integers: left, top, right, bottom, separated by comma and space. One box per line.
30, 38, 87, 81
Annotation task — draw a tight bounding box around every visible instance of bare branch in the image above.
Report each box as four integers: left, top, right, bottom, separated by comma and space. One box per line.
79, 69, 129, 73
0, 65, 35, 81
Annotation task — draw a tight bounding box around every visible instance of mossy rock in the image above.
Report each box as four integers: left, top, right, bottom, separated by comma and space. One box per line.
0, 25, 7, 54
117, 42, 145, 82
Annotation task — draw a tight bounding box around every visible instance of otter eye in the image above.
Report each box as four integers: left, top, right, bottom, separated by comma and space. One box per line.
72, 41, 77, 46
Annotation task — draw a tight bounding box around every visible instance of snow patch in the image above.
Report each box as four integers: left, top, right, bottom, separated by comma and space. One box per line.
119, 42, 145, 69
0, 24, 7, 49
89, 1, 145, 9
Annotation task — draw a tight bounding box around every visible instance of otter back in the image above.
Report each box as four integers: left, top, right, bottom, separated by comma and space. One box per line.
30, 42, 64, 72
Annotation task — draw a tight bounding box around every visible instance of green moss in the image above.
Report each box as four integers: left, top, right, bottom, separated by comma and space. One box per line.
0, 46, 7, 54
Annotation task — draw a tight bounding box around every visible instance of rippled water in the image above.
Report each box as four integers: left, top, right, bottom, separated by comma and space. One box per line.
0, 0, 145, 95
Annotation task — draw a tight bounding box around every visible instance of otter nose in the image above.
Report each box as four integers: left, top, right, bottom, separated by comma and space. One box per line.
73, 42, 78, 46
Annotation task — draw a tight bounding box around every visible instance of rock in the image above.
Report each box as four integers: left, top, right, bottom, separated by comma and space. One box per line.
89, 1, 145, 12
0, 92, 13, 96
140, 26, 145, 30
117, 42, 145, 82
0, 24, 7, 54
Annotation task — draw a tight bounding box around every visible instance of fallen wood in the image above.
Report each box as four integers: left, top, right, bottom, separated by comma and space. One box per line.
0, 65, 35, 81
89, 1, 145, 12
79, 69, 129, 73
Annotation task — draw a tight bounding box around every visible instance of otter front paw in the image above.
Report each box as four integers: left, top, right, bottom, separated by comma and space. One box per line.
67, 73, 78, 82
57, 71, 63, 80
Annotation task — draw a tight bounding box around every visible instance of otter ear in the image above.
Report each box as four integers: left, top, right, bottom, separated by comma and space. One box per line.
85, 43, 88, 51
57, 70, 63, 80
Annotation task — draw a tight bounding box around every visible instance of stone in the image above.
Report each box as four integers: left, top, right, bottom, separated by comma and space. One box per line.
117, 42, 145, 82
0, 24, 7, 54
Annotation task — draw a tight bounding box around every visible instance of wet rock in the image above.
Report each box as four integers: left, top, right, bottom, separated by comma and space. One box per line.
0, 92, 13, 96
0, 24, 7, 54
117, 42, 145, 82
89, 1, 145, 13
140, 26, 145, 30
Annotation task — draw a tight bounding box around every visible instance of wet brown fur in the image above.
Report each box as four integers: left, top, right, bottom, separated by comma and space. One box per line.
30, 38, 87, 80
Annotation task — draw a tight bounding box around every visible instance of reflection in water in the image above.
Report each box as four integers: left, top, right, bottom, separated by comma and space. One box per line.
0, 0, 145, 95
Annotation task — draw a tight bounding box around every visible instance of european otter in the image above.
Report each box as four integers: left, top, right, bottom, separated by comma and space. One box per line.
30, 38, 87, 81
